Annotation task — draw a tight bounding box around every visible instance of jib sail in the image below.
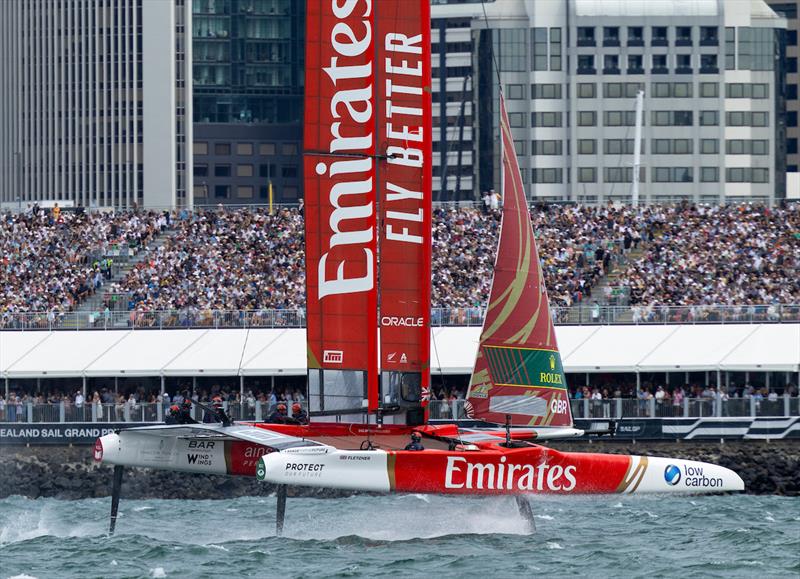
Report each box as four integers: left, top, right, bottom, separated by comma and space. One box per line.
466, 95, 573, 428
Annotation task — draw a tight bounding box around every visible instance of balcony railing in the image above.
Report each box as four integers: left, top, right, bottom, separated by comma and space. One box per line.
1, 305, 798, 331
1, 397, 797, 424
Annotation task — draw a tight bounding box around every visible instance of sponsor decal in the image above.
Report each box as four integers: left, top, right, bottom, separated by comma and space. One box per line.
283, 462, 326, 479
339, 454, 372, 461
550, 398, 569, 415
93, 438, 104, 462
387, 352, 397, 362
444, 456, 577, 492
400, 353, 408, 363
664, 464, 681, 486
681, 465, 723, 488
549, 354, 556, 371
187, 453, 215, 467
469, 383, 491, 399
188, 440, 216, 449
256, 461, 266, 481
381, 316, 424, 327
323, 350, 344, 364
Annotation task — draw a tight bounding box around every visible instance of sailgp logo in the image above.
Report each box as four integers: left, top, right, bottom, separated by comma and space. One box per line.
664, 464, 681, 486
323, 350, 343, 364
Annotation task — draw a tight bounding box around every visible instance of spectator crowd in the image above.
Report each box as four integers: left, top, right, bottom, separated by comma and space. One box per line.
1, 202, 797, 322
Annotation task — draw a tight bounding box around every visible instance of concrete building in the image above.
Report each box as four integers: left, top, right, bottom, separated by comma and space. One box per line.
190, 0, 304, 206
435, 0, 787, 204
0, 0, 192, 210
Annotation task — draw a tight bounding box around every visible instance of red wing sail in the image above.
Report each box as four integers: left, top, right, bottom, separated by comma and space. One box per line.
304, 0, 378, 413
466, 95, 573, 427
375, 0, 433, 411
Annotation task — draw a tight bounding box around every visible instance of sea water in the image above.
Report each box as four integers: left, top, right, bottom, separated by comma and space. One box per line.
0, 494, 797, 578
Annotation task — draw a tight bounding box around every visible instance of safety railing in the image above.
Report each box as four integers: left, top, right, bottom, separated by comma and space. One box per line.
0, 397, 797, 423
1, 304, 799, 331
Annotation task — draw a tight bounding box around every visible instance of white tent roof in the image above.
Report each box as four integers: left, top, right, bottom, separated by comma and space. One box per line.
1, 324, 797, 378
719, 324, 800, 372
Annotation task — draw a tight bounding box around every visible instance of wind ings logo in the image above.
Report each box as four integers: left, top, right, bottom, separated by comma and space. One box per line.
664, 464, 681, 486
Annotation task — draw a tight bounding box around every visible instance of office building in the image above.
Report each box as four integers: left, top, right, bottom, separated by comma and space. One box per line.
768, 1, 799, 172
0, 0, 192, 210
191, 0, 305, 205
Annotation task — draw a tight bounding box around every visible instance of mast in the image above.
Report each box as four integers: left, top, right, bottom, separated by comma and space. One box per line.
631, 89, 644, 206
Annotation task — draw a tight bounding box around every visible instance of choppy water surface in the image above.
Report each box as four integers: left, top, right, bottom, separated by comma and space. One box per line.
0, 494, 798, 578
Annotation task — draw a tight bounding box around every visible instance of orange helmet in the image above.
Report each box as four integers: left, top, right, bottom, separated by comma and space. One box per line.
277, 403, 287, 412
292, 403, 302, 413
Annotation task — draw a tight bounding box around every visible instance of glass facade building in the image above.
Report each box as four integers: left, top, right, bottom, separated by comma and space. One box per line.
192, 0, 304, 204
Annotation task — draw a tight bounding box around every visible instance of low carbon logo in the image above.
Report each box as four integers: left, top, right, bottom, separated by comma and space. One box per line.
664, 464, 681, 486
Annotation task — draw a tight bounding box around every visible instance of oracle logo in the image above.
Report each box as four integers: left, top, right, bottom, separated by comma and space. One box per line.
316, 0, 375, 300
381, 316, 424, 327
444, 456, 577, 492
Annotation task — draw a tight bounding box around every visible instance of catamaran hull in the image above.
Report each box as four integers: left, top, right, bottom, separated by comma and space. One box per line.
258, 446, 744, 495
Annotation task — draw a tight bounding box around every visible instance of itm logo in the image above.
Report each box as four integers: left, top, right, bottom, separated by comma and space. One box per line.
323, 350, 343, 364
549, 354, 556, 371
664, 464, 682, 486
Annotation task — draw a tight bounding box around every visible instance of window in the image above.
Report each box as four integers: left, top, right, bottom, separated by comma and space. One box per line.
789, 111, 798, 127
531, 84, 561, 99
259, 163, 276, 178
193, 164, 208, 177
604, 167, 640, 183
726, 140, 769, 155
652, 139, 692, 154
652, 26, 668, 45
789, 139, 798, 154
604, 83, 623, 98
236, 143, 253, 155
531, 168, 563, 183
532, 28, 547, 71
653, 167, 693, 182
578, 54, 595, 73
604, 26, 620, 46
531, 112, 562, 127
652, 82, 670, 98
237, 186, 254, 198
628, 26, 644, 45
193, 142, 209, 155
214, 164, 231, 177
701, 139, 719, 154
259, 143, 276, 155
531, 140, 563, 155
651, 111, 693, 126
578, 167, 597, 182
237, 164, 253, 177
700, 54, 718, 71
652, 54, 667, 71
676, 54, 692, 71
726, 167, 769, 183
700, 111, 719, 126
726, 83, 769, 98
604, 54, 620, 72
674, 139, 692, 154
214, 185, 230, 198
673, 82, 692, 97
725, 27, 735, 69
676, 26, 692, 45
577, 83, 596, 98
726, 111, 769, 126
788, 85, 798, 100
507, 84, 525, 99
738, 27, 776, 71
700, 82, 718, 97
700, 26, 718, 45
281, 143, 298, 155
282, 165, 299, 178
604, 139, 638, 155
497, 28, 527, 72
578, 111, 597, 126
214, 143, 231, 155
624, 82, 644, 97
628, 54, 643, 72
789, 30, 798, 47
514, 140, 526, 155
578, 26, 595, 46
578, 139, 596, 154
550, 28, 562, 71
790, 57, 799, 73
701, 167, 719, 182
508, 113, 525, 127
604, 111, 637, 126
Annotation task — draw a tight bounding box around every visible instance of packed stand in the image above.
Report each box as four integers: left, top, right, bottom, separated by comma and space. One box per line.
620, 203, 800, 311
0, 205, 169, 321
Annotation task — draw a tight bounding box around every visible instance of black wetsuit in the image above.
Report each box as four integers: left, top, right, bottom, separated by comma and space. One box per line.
404, 441, 425, 451
291, 410, 309, 425
267, 411, 290, 424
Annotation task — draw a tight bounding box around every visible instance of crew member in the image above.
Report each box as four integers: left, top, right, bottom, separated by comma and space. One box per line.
178, 399, 197, 424
165, 405, 181, 425
267, 403, 289, 424
291, 403, 309, 425
405, 432, 425, 451
204, 395, 227, 424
